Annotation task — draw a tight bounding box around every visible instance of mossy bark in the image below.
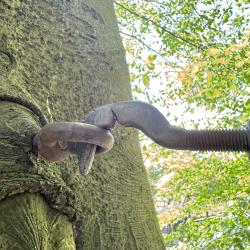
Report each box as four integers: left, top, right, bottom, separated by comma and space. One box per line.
0, 193, 75, 249
0, 0, 164, 249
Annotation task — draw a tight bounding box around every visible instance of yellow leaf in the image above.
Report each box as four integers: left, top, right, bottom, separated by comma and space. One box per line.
177, 71, 187, 82
225, 47, 233, 55
206, 71, 213, 81
240, 115, 249, 122
207, 48, 221, 56
214, 58, 228, 64
187, 61, 207, 76
227, 43, 245, 53
213, 89, 221, 97
235, 61, 245, 68
191, 65, 199, 75
145, 54, 157, 64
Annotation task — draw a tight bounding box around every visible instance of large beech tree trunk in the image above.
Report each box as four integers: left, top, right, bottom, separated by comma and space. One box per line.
0, 0, 164, 249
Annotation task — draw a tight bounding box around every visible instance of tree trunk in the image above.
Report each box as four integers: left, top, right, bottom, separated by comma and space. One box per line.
0, 0, 164, 249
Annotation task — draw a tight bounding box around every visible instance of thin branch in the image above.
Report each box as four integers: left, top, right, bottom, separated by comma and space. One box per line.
192, 8, 207, 27
114, 1, 204, 50
145, 0, 172, 15
119, 30, 179, 68
146, 1, 219, 40
145, 91, 153, 104
146, 0, 166, 8
191, 4, 220, 33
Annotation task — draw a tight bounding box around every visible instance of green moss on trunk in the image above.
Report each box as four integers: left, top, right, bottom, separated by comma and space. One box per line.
0, 193, 75, 249
0, 0, 164, 249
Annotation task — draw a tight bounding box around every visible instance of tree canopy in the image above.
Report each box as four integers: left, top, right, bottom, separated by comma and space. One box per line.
115, 0, 249, 126
115, 0, 250, 248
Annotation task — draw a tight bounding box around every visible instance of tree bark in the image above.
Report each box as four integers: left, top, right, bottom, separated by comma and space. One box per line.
0, 0, 164, 249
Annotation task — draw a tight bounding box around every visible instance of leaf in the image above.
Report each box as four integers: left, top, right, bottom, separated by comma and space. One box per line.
213, 57, 228, 64
239, 115, 249, 122
235, 61, 245, 68
145, 54, 157, 64
206, 71, 213, 82
142, 73, 150, 87
207, 48, 221, 56
133, 86, 142, 93
177, 71, 187, 82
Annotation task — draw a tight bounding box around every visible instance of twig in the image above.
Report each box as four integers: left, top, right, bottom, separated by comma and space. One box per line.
119, 30, 179, 68
114, 1, 203, 50
191, 4, 220, 33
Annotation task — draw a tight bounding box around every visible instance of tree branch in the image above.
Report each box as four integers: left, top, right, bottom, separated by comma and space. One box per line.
191, 4, 220, 33
145, 0, 170, 10
145, 0, 172, 15
119, 30, 179, 68
114, 1, 203, 50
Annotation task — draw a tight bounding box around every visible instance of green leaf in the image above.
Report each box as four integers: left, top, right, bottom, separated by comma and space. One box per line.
146, 54, 157, 63
142, 73, 150, 87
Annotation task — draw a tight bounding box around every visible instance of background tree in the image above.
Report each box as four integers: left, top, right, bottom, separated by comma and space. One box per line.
0, 0, 164, 249
115, 0, 249, 126
114, 0, 249, 249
